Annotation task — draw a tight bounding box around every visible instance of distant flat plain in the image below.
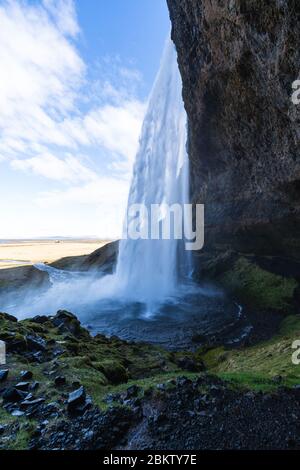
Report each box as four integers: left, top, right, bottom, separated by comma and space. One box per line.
0, 239, 110, 269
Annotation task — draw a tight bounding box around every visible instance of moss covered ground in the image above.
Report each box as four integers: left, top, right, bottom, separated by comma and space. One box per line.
218, 257, 298, 313
201, 314, 300, 390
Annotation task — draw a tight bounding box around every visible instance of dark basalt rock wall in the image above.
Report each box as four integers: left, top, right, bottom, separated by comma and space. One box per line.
167, 0, 300, 259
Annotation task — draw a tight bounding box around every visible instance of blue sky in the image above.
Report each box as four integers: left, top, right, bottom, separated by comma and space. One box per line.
0, 0, 169, 238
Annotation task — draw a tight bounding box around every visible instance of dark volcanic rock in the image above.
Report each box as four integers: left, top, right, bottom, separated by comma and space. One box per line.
30, 381, 40, 391
54, 376, 66, 387
2, 387, 26, 403
26, 375, 300, 450
125, 375, 300, 450
34, 406, 135, 450
20, 370, 33, 380
67, 386, 86, 411
125, 385, 141, 399
167, 0, 300, 259
15, 382, 30, 391
0, 369, 9, 382
25, 334, 47, 352
20, 397, 46, 409
51, 310, 86, 338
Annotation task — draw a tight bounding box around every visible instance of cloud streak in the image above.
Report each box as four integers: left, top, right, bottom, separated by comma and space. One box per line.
0, 0, 146, 237
11, 153, 98, 183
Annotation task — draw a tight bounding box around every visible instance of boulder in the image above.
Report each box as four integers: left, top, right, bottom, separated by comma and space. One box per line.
0, 369, 9, 382
54, 376, 66, 387
15, 382, 31, 391
25, 334, 47, 352
51, 311, 85, 338
2, 387, 27, 403
20, 370, 33, 380
67, 386, 86, 411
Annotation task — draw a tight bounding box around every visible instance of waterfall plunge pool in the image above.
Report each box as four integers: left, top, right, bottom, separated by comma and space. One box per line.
1, 263, 252, 351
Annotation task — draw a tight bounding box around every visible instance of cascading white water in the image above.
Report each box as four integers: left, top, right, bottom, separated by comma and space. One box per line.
6, 38, 194, 320
115, 39, 190, 305
3, 37, 247, 345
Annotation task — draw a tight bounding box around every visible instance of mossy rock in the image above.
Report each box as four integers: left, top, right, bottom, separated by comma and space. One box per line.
202, 347, 227, 369
218, 257, 298, 313
93, 360, 128, 385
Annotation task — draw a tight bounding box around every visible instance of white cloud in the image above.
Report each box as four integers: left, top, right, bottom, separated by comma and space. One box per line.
11, 153, 98, 183
0, 0, 84, 116
38, 178, 129, 207
42, 0, 79, 37
0, 0, 85, 161
0, 0, 146, 238
0, 0, 145, 165
36, 178, 130, 239
84, 100, 145, 164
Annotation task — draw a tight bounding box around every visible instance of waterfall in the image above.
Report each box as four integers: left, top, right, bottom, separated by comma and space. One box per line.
115, 38, 190, 305
5, 40, 246, 345
16, 38, 191, 320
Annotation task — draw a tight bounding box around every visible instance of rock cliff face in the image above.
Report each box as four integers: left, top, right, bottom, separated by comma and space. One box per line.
167, 0, 300, 259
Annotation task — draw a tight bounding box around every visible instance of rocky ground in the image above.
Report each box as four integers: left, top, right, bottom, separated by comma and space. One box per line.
124, 375, 300, 450
0, 307, 299, 450
0, 243, 299, 450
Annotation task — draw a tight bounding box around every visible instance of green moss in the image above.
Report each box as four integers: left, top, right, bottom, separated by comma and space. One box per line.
219, 257, 298, 312
201, 347, 227, 369
217, 371, 299, 391
7, 425, 34, 450
216, 372, 278, 392
0, 407, 15, 425
1, 311, 206, 422
92, 359, 128, 384
0, 408, 37, 450
279, 315, 300, 336
201, 315, 300, 389
21, 320, 47, 334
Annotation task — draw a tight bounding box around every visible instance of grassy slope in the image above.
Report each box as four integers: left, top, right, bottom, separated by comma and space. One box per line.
218, 257, 298, 313
202, 315, 300, 390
